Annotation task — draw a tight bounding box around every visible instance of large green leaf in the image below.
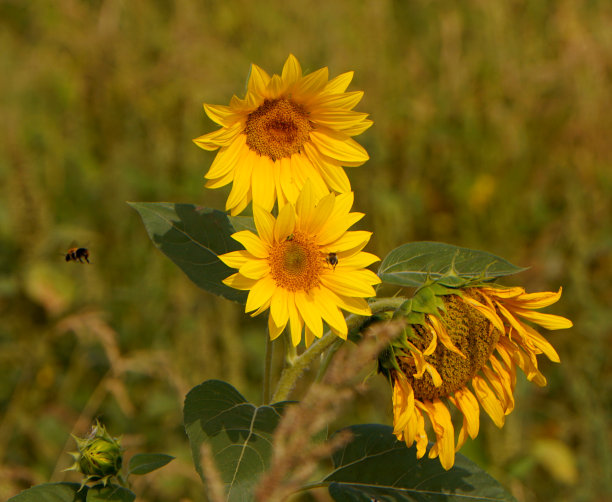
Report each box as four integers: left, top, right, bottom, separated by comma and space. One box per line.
85, 485, 135, 502
325, 424, 516, 502
184, 380, 292, 502
8, 483, 87, 502
378, 241, 526, 288
129, 202, 252, 303
8, 483, 135, 502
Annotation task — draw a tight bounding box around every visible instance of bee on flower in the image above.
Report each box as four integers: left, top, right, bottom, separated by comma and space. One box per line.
218, 181, 380, 347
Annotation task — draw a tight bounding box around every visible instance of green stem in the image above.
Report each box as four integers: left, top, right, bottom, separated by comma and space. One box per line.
271, 297, 406, 402
262, 330, 273, 405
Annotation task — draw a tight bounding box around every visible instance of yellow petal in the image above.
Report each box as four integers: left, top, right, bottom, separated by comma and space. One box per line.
231, 231, 269, 259
328, 230, 372, 253
193, 121, 243, 150
323, 71, 353, 94
312, 287, 348, 336
274, 203, 296, 242
425, 399, 455, 470
294, 291, 324, 339
239, 258, 270, 280
204, 103, 238, 127
295, 67, 329, 97
266, 74, 283, 98
319, 270, 377, 297
317, 211, 363, 246
307, 193, 336, 235
247, 63, 271, 96
304, 325, 316, 348
471, 374, 505, 428
513, 309, 573, 330
332, 251, 380, 270
204, 169, 233, 189
270, 287, 290, 328
310, 110, 371, 130
222, 273, 256, 291
295, 178, 317, 229
463, 296, 505, 333
309, 129, 369, 164
281, 53, 302, 87
287, 295, 304, 346
340, 119, 373, 137
253, 205, 276, 246
392, 376, 414, 434
512, 288, 563, 309
268, 312, 286, 340
205, 133, 247, 180
318, 159, 352, 193
225, 152, 253, 213
251, 156, 276, 211
218, 250, 252, 269
245, 276, 276, 314
278, 156, 301, 204
309, 90, 364, 111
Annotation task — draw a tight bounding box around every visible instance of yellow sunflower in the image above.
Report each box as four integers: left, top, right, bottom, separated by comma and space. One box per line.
194, 54, 372, 216
218, 182, 381, 346
385, 286, 572, 470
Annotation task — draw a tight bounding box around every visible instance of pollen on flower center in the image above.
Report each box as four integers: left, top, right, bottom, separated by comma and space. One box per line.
268, 231, 322, 292
245, 98, 313, 161
402, 294, 502, 400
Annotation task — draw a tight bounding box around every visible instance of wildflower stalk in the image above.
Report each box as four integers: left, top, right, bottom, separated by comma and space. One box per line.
272, 297, 406, 402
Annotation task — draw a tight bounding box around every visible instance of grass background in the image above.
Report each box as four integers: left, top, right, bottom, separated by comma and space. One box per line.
1, 1, 611, 500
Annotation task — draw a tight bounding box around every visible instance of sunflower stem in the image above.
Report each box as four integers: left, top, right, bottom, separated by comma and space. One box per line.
271, 297, 407, 401
262, 330, 273, 405
315, 338, 343, 382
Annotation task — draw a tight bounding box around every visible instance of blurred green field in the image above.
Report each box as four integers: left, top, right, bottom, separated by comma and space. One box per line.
1, 1, 611, 500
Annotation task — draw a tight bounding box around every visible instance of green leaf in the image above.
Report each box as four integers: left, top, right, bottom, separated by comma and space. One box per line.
129, 202, 252, 303
378, 241, 526, 288
85, 485, 135, 502
184, 380, 292, 502
128, 453, 174, 475
8, 483, 87, 502
325, 424, 516, 502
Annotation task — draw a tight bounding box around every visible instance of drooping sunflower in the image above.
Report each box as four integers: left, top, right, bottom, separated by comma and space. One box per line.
380, 285, 572, 470
194, 54, 372, 215
218, 182, 381, 346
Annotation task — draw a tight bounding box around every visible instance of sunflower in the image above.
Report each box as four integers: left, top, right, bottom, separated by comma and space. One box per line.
218, 182, 380, 346
383, 285, 572, 470
194, 54, 372, 216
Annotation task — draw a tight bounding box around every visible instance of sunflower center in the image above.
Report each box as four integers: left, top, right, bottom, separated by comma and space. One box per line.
245, 98, 313, 161
401, 294, 501, 400
267, 231, 322, 292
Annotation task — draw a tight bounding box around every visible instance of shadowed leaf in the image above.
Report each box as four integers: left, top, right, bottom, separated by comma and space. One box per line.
184, 380, 292, 502
129, 202, 253, 303
378, 241, 526, 288
8, 483, 87, 502
325, 424, 516, 502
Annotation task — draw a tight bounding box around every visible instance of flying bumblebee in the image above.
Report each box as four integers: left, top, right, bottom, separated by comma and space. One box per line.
325, 252, 338, 270
65, 247, 90, 264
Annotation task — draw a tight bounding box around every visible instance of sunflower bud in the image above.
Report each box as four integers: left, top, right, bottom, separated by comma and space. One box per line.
66, 421, 123, 487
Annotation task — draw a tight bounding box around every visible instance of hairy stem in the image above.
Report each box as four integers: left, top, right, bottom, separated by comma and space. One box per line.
271, 297, 406, 402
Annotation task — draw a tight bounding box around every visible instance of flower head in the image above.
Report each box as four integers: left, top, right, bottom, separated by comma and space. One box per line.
218, 182, 381, 346
194, 54, 372, 215
381, 285, 572, 470
66, 420, 123, 488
